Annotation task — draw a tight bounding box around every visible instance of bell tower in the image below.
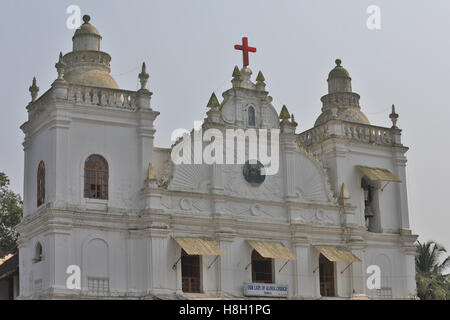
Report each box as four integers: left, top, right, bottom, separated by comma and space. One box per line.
298, 59, 417, 298
18, 15, 159, 298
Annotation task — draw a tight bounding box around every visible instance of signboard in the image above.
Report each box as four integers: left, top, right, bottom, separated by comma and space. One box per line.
244, 283, 288, 297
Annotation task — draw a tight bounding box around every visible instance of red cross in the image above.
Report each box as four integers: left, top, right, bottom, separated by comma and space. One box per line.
234, 37, 256, 67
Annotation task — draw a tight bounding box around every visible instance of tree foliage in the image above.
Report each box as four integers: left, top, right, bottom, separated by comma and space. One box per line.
415, 240, 450, 300
0, 172, 23, 254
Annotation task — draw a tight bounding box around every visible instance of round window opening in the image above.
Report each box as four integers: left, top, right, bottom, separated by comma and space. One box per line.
243, 160, 265, 186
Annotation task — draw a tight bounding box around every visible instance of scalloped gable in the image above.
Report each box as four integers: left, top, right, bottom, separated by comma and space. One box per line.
293, 144, 335, 203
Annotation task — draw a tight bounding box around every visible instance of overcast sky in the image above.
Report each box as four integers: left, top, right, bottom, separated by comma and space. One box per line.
1, 0, 449, 254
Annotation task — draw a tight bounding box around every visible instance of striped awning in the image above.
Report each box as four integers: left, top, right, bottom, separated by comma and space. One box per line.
314, 245, 361, 262
174, 237, 225, 256
248, 240, 296, 260
357, 166, 401, 182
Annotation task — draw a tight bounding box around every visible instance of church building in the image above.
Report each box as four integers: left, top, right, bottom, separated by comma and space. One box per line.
17, 15, 417, 299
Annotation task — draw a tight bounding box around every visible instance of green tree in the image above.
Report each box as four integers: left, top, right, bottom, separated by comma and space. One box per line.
0, 172, 23, 254
415, 240, 450, 300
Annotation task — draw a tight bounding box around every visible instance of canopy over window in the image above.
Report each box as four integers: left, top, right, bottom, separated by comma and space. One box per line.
174, 237, 225, 256
314, 245, 361, 262
248, 240, 296, 261
357, 166, 401, 183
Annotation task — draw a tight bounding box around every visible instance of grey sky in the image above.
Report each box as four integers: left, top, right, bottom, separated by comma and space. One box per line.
1, 0, 449, 253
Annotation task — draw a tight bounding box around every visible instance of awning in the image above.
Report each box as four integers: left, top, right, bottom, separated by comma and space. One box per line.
357, 166, 401, 182
314, 245, 361, 262
0, 254, 18, 280
248, 240, 296, 260
0, 254, 13, 267
174, 237, 225, 256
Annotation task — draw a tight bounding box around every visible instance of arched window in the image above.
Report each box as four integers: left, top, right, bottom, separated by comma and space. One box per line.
251, 250, 273, 283
248, 105, 256, 127
84, 155, 109, 200
34, 242, 43, 263
37, 161, 45, 207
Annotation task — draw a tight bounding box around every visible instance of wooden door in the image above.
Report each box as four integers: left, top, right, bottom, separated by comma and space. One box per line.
181, 250, 201, 293
319, 254, 335, 297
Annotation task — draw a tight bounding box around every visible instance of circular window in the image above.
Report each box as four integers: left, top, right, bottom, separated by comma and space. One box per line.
243, 160, 265, 186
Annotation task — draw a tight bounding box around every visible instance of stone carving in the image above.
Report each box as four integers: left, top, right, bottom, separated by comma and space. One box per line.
223, 165, 283, 202
224, 202, 249, 216
192, 199, 210, 213
295, 209, 337, 225
177, 197, 210, 214
314, 209, 335, 224
224, 202, 276, 218
179, 198, 192, 211
146, 160, 171, 189
250, 204, 274, 217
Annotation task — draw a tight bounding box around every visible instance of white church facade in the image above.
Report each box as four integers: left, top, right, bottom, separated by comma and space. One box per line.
17, 15, 417, 299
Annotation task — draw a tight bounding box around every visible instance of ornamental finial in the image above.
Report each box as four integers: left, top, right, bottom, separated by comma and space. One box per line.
279, 106, 297, 133
279, 105, 290, 121
389, 104, 399, 128
339, 183, 351, 204
29, 77, 39, 102
335, 59, 342, 66
55, 52, 66, 80
138, 62, 150, 91
256, 71, 266, 91
232, 66, 241, 80
291, 113, 298, 127
231, 65, 242, 88
256, 71, 265, 83
207, 92, 220, 108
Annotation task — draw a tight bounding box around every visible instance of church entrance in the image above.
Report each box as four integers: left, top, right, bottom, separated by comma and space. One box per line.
319, 254, 335, 297
181, 250, 201, 293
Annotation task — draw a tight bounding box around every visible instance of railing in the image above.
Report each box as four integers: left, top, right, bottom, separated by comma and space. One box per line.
343, 123, 392, 145
298, 120, 395, 148
67, 84, 138, 110
63, 51, 111, 70
298, 124, 330, 148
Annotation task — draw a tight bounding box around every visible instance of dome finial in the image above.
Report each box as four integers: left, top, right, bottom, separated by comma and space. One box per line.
83, 15, 91, 24
335, 59, 342, 66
